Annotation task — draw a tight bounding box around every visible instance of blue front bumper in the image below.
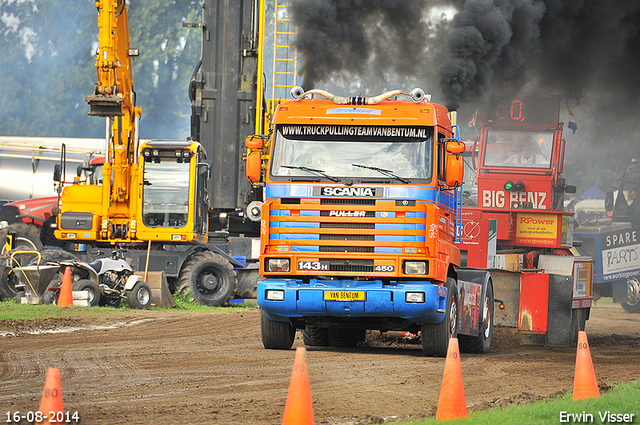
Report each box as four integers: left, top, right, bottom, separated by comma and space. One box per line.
258, 279, 447, 325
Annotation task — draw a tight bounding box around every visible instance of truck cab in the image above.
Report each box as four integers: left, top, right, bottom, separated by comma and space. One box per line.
250, 87, 493, 356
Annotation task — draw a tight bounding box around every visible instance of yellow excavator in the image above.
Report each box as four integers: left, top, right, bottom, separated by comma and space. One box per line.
53, 0, 223, 305
57, 0, 208, 245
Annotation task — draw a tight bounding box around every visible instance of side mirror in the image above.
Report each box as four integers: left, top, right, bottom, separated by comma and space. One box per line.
246, 151, 262, 183
446, 140, 465, 155
605, 191, 614, 212
53, 164, 61, 182
446, 154, 464, 188
198, 160, 212, 179
245, 135, 263, 150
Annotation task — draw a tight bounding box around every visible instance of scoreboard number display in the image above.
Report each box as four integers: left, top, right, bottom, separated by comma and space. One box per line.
487, 94, 560, 126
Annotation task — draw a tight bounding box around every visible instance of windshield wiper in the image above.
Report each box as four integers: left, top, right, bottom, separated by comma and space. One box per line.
351, 163, 410, 184
280, 165, 341, 182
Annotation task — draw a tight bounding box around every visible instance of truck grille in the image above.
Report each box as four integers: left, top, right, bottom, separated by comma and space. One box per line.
268, 197, 427, 270
320, 198, 376, 206
320, 259, 374, 272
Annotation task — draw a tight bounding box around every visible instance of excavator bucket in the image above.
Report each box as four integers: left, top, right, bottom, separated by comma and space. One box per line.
135, 271, 176, 308
85, 94, 124, 117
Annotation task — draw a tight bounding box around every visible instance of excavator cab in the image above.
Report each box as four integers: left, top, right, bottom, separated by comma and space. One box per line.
134, 140, 209, 242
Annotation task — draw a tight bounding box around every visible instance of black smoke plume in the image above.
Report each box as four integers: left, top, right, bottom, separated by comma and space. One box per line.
290, 0, 640, 112
289, 0, 431, 91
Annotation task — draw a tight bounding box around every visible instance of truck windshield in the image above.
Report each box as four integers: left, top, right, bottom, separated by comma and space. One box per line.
142, 159, 190, 228
270, 125, 433, 181
482, 130, 554, 169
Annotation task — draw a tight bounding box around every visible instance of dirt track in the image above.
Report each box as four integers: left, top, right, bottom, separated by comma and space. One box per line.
1, 299, 639, 425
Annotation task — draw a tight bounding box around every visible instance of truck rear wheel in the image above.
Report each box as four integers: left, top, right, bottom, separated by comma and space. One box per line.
261, 310, 295, 349
303, 324, 329, 346
621, 277, 640, 314
176, 251, 238, 306
328, 328, 366, 347
459, 281, 494, 354
421, 277, 458, 357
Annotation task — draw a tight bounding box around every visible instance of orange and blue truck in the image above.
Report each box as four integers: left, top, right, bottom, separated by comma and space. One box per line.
246, 87, 494, 356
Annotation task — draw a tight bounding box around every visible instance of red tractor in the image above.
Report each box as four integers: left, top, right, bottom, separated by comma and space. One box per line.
457, 94, 591, 346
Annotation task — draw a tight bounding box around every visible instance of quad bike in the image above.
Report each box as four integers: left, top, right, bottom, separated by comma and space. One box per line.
44, 249, 152, 309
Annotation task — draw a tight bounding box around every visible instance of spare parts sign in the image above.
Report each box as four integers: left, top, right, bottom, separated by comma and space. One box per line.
600, 228, 640, 279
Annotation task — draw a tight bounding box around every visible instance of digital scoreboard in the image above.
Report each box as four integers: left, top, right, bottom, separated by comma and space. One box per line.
487, 94, 560, 126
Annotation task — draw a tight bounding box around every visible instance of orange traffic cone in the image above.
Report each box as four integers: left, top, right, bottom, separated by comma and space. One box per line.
573, 331, 600, 400
57, 267, 73, 307
37, 368, 64, 424
281, 347, 314, 425
436, 338, 468, 420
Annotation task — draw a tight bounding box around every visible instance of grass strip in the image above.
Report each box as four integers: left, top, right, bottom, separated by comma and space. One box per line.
407, 381, 640, 425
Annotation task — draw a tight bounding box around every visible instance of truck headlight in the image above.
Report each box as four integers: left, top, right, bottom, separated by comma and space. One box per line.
267, 258, 290, 272
403, 261, 427, 275
406, 292, 425, 303
265, 290, 285, 301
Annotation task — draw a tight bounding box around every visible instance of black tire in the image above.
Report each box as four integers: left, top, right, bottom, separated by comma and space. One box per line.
126, 281, 151, 309
0, 223, 43, 254
100, 296, 122, 308
303, 324, 329, 346
459, 282, 494, 354
621, 277, 640, 313
621, 301, 640, 314
328, 328, 366, 348
0, 265, 19, 299
176, 251, 238, 306
42, 274, 62, 305
421, 277, 458, 357
261, 310, 295, 349
0, 248, 41, 299
71, 279, 101, 307
29, 249, 78, 266
569, 307, 589, 344
15, 291, 25, 304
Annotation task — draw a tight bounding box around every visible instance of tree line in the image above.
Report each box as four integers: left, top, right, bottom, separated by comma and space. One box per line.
0, 0, 200, 140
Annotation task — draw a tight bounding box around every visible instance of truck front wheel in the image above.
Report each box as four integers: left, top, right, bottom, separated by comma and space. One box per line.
261, 311, 295, 350
421, 277, 458, 357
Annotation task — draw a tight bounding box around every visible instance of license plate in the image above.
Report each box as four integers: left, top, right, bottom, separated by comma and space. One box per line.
324, 291, 365, 301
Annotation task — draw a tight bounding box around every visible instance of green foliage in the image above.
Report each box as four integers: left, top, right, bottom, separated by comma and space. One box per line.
0, 298, 123, 321
172, 290, 257, 312
0, 296, 256, 322
0, 0, 201, 139
405, 381, 640, 425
